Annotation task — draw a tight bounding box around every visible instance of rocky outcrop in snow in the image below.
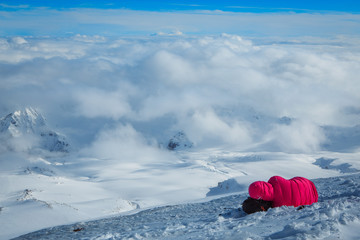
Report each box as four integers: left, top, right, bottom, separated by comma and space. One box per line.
0, 108, 70, 152
167, 131, 193, 150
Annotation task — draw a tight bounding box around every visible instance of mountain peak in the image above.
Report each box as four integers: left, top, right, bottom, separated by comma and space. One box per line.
0, 107, 46, 137
0, 108, 70, 153
167, 131, 193, 150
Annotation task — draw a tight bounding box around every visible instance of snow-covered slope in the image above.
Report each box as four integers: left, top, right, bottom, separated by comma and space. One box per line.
1, 146, 359, 239
0, 108, 70, 153
13, 173, 360, 240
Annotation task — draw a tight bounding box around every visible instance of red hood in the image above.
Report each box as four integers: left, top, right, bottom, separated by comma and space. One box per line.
249, 181, 274, 201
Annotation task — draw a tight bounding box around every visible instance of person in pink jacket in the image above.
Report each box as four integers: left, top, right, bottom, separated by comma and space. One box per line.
242, 176, 318, 214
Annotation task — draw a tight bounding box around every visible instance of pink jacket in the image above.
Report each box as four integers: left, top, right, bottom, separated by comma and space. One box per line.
248, 176, 318, 208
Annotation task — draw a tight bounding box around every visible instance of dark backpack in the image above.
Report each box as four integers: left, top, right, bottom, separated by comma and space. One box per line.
242, 197, 272, 214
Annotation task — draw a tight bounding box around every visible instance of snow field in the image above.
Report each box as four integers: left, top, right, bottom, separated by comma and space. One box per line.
13, 173, 360, 240
1, 149, 359, 239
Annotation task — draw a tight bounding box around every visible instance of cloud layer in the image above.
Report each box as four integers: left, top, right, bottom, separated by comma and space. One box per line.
0, 34, 360, 154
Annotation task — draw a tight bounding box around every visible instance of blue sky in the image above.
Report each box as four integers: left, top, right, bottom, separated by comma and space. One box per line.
1, 0, 360, 13
1, 1, 360, 37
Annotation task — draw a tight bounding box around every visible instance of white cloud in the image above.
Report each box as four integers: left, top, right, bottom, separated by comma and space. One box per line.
263, 120, 327, 153
82, 123, 174, 163
74, 88, 133, 120
0, 34, 359, 153
180, 109, 253, 148
148, 50, 199, 86
10, 37, 28, 45
0, 3, 29, 9
153, 30, 183, 36
0, 133, 40, 153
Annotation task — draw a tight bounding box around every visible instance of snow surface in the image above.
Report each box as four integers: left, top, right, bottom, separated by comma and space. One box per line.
1, 146, 360, 239
12, 173, 360, 240
0, 34, 360, 239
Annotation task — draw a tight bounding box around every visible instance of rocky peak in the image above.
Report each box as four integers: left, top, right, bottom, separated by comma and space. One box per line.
167, 131, 193, 150
0, 108, 70, 152
0, 107, 46, 137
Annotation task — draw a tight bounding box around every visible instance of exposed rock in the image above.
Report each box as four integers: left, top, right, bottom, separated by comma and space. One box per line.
167, 131, 193, 150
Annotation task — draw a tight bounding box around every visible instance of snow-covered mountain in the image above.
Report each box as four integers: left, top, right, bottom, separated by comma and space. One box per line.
0, 108, 70, 153
167, 131, 193, 150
